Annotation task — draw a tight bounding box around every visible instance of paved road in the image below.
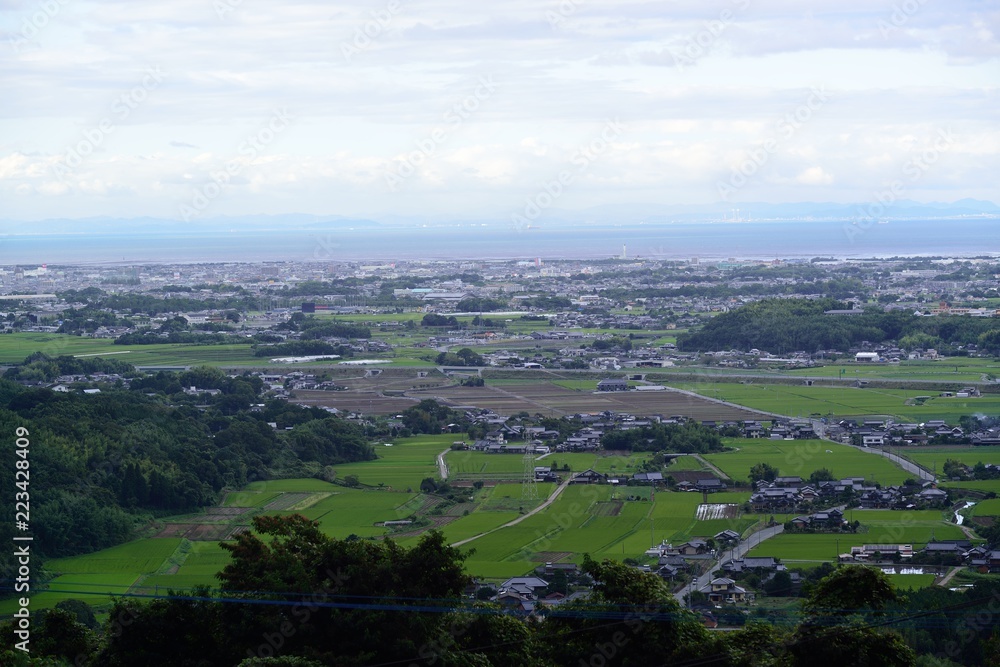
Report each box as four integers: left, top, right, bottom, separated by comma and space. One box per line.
854, 445, 936, 482
674, 523, 785, 604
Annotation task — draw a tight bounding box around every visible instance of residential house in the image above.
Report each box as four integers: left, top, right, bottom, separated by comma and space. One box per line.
695, 478, 727, 492
597, 378, 629, 392
570, 469, 608, 484
700, 577, 749, 604
676, 539, 710, 556
633, 472, 664, 485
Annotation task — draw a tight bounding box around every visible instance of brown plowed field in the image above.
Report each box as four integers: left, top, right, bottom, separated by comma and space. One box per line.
155, 523, 250, 540
292, 390, 419, 415
531, 551, 574, 562
293, 381, 766, 420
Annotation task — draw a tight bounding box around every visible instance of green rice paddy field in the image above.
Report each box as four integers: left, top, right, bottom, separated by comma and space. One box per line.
679, 382, 1000, 423
904, 446, 1000, 474
705, 438, 913, 485
783, 358, 1000, 382
3, 433, 969, 614
332, 435, 448, 490
0, 538, 184, 614
0, 333, 262, 366
0, 333, 423, 367
899, 446, 1000, 493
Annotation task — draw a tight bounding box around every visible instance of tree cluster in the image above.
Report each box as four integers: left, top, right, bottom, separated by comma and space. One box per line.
678, 297, 1000, 354
601, 421, 723, 453
1, 520, 940, 666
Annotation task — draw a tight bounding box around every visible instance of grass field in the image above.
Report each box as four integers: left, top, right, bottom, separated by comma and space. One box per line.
678, 382, 1000, 422
969, 499, 1000, 517
905, 446, 1000, 474
705, 438, 913, 485
667, 455, 711, 471
0, 538, 184, 613
784, 357, 1000, 382
0, 333, 265, 366
5, 433, 944, 613
332, 435, 449, 490
748, 508, 966, 564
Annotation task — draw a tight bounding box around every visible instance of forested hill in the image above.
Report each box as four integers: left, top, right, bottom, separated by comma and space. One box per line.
0, 364, 379, 590
677, 298, 1000, 355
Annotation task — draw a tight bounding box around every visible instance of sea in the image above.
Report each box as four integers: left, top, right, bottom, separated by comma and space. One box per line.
0, 218, 996, 265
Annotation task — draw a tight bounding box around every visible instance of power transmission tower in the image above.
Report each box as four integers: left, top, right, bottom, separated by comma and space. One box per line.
521, 448, 538, 501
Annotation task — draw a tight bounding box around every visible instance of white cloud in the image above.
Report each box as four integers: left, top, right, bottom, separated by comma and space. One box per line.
0, 0, 995, 220
795, 166, 834, 185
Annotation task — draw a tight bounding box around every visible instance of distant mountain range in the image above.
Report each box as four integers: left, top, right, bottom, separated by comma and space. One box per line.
2, 199, 997, 233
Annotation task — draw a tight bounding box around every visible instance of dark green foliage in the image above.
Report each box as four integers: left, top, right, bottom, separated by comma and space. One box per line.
3, 353, 137, 383
208, 516, 472, 666
542, 556, 712, 666
678, 297, 1000, 353
0, 374, 380, 588
56, 306, 132, 334
286, 419, 375, 466
114, 330, 246, 345
593, 337, 632, 351
763, 570, 793, 597
438, 348, 485, 366
296, 319, 371, 339
750, 462, 780, 483
809, 467, 836, 483
402, 399, 467, 434
789, 565, 914, 667
32, 607, 96, 662
422, 313, 461, 327
83, 291, 261, 315
601, 421, 723, 453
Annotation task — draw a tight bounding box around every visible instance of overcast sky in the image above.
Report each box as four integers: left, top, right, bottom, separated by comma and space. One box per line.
1, 0, 997, 222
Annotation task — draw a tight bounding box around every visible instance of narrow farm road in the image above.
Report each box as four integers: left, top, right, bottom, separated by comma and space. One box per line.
687, 454, 730, 481
451, 476, 573, 548
437, 448, 450, 480
854, 445, 935, 482
938, 566, 963, 588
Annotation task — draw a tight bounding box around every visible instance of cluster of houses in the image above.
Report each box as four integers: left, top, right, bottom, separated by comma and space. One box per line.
840, 541, 1000, 571
827, 416, 999, 447
750, 476, 949, 512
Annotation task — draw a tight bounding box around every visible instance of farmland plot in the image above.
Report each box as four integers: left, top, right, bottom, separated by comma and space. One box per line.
0, 538, 183, 613
696, 504, 739, 520
705, 438, 912, 485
